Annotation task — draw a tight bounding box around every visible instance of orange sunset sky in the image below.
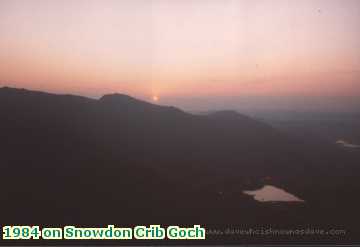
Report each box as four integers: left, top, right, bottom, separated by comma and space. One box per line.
0, 0, 359, 111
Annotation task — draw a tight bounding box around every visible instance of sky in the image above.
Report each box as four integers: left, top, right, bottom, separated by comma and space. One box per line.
0, 0, 359, 112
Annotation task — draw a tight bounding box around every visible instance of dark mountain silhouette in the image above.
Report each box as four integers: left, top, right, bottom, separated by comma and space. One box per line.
0, 87, 359, 244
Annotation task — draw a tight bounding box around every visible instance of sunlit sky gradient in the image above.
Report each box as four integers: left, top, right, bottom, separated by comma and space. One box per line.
1, 0, 359, 111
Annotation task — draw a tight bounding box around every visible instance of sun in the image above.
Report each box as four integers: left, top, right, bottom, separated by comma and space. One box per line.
152, 95, 159, 102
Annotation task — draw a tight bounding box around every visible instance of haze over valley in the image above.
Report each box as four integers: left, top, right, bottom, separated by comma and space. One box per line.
1, 0, 360, 244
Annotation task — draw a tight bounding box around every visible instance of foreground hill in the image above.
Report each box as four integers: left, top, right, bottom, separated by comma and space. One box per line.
0, 87, 359, 244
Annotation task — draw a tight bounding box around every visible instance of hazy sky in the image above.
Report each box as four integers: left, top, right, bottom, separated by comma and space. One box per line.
0, 0, 359, 111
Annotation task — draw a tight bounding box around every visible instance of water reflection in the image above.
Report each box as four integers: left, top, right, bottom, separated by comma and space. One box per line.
336, 140, 360, 148
243, 185, 304, 202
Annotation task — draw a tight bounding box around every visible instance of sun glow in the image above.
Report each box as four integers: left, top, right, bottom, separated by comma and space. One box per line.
0, 0, 359, 110
152, 95, 159, 102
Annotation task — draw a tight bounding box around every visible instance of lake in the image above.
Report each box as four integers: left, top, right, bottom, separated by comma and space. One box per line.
243, 185, 304, 202
336, 139, 360, 148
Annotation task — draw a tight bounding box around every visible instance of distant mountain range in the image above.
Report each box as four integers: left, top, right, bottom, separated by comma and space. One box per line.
1, 87, 359, 244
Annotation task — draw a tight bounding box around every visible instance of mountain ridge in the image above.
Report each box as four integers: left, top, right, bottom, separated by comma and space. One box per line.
1, 86, 359, 241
